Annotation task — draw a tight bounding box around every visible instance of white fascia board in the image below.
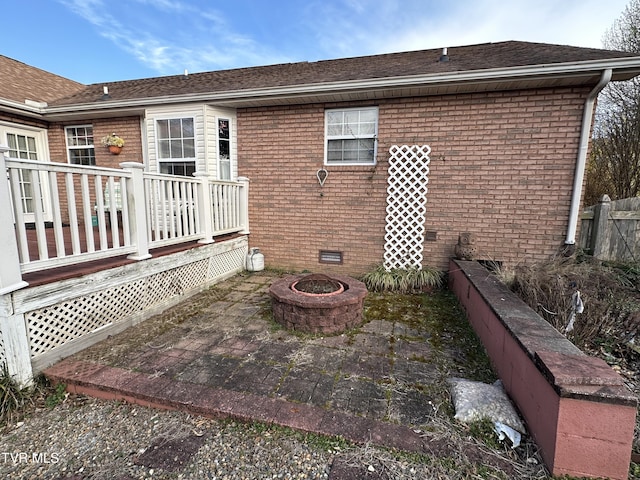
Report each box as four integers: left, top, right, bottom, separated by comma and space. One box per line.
0, 98, 46, 118
42, 56, 640, 115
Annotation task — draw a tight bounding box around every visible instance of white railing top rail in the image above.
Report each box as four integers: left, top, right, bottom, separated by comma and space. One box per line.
6, 158, 132, 178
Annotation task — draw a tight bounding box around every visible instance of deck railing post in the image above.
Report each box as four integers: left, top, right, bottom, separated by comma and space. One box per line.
0, 146, 28, 295
0, 145, 32, 385
194, 172, 214, 244
237, 176, 250, 234
120, 162, 152, 261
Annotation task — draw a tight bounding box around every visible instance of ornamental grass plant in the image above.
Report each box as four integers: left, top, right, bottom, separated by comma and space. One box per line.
361, 264, 444, 293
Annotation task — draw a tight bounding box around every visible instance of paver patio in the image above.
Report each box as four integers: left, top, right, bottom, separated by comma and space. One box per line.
44, 270, 495, 462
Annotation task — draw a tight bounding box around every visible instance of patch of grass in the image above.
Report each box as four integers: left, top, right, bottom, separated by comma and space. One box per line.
408, 354, 429, 363
44, 382, 67, 409
421, 292, 495, 382
363, 289, 495, 384
0, 366, 28, 427
0, 369, 52, 430
225, 419, 354, 452
467, 418, 502, 449
361, 264, 444, 293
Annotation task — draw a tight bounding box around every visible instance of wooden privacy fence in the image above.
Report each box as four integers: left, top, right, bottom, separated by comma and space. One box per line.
579, 195, 640, 262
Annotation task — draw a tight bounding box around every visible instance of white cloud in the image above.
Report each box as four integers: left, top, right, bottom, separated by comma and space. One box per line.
58, 0, 633, 79
305, 0, 631, 58
58, 0, 287, 75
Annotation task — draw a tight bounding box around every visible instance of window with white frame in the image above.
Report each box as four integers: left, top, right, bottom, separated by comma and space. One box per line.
218, 118, 231, 180
325, 107, 378, 165
156, 117, 196, 176
65, 125, 96, 165
6, 132, 40, 214
6, 132, 38, 160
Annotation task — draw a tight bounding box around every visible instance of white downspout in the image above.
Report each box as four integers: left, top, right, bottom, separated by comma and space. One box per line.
565, 68, 612, 246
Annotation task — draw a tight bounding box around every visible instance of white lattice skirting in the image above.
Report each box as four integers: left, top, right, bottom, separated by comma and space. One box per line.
13, 236, 247, 372
384, 145, 431, 270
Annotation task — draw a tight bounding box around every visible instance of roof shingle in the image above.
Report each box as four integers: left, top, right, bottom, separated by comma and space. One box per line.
0, 55, 85, 105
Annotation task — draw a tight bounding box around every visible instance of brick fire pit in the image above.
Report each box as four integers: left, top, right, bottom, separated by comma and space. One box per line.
268, 274, 368, 334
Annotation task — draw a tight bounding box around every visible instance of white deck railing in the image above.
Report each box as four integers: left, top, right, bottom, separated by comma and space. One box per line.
0, 149, 249, 290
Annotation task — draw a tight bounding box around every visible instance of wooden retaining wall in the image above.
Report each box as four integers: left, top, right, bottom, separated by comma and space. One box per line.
449, 259, 637, 480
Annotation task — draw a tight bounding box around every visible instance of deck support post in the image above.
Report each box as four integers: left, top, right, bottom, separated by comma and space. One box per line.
0, 295, 33, 386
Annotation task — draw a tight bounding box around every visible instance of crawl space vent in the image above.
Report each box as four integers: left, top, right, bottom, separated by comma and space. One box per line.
319, 250, 343, 264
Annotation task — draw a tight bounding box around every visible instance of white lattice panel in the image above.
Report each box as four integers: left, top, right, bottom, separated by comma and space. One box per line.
384, 145, 431, 270
26, 247, 245, 358
144, 260, 209, 306
27, 279, 147, 357
208, 247, 246, 279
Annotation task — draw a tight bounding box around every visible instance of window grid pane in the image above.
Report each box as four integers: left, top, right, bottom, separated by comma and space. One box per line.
156, 117, 195, 161
66, 126, 96, 166
169, 119, 182, 137
159, 161, 196, 177
157, 120, 169, 138
7, 133, 39, 161
184, 140, 195, 158
183, 118, 194, 136
325, 108, 377, 165
69, 149, 96, 166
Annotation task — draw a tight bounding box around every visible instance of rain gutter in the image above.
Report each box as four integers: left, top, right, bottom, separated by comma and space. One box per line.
564, 68, 612, 247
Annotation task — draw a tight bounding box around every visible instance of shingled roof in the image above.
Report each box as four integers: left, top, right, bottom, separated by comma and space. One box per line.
45, 41, 640, 107
0, 55, 85, 105
5, 41, 640, 116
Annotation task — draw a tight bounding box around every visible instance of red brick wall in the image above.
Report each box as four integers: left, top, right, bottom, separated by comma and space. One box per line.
46, 116, 143, 223
47, 116, 143, 166
0, 112, 48, 129
238, 87, 590, 275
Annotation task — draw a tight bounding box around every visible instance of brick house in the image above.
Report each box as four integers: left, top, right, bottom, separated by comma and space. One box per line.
3, 41, 640, 275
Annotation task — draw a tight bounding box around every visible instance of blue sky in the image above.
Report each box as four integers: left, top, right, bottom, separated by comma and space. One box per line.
2, 0, 632, 85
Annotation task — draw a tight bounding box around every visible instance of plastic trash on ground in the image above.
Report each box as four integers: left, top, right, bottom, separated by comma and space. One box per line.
494, 421, 522, 448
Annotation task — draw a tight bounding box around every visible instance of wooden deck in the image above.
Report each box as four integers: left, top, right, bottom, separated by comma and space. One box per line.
21, 225, 241, 287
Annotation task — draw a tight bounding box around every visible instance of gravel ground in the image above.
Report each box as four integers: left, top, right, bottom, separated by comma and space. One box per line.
1, 396, 333, 480
0, 393, 545, 480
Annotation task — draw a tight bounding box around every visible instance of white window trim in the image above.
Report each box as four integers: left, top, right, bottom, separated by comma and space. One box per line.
0, 123, 52, 222
64, 124, 95, 166
154, 116, 197, 173
0, 121, 48, 150
324, 107, 379, 166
